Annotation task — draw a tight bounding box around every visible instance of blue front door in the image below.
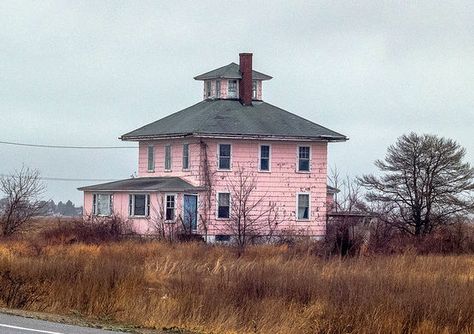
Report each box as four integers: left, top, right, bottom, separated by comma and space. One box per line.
183, 194, 198, 232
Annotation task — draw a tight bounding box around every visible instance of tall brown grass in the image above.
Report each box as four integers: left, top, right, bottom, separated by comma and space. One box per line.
0, 238, 473, 333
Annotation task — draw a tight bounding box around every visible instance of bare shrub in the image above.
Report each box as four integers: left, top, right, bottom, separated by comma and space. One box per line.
40, 215, 134, 244
0, 166, 46, 237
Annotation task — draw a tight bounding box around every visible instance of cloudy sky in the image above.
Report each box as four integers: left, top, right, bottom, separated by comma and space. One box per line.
1, 1, 473, 205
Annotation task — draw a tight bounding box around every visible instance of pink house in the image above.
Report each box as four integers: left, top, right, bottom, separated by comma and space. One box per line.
79, 53, 347, 241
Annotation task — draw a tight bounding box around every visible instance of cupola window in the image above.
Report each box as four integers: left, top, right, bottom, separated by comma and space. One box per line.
228, 80, 237, 98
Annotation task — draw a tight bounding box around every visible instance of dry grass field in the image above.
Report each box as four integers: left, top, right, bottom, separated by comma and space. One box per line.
0, 235, 473, 334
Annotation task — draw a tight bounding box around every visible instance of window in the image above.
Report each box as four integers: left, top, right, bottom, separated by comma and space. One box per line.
147, 145, 154, 172
206, 81, 211, 98
165, 144, 172, 170
228, 80, 237, 98
298, 146, 311, 171
182, 143, 189, 170
252, 80, 257, 99
297, 194, 310, 220
259, 145, 270, 171
92, 194, 112, 216
129, 194, 150, 217
165, 194, 176, 221
218, 144, 231, 170
216, 80, 221, 98
217, 192, 230, 219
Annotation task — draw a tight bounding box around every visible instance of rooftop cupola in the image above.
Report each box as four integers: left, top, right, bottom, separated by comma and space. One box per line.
194, 53, 272, 104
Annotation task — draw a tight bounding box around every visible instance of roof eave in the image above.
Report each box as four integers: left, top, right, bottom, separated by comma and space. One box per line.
121, 132, 348, 142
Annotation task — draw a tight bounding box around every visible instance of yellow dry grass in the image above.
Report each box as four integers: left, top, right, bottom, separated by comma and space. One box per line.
0, 240, 473, 333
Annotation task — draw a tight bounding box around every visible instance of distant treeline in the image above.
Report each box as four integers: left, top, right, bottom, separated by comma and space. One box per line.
0, 198, 82, 217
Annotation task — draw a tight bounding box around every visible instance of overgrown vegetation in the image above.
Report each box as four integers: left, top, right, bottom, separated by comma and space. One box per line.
0, 220, 473, 333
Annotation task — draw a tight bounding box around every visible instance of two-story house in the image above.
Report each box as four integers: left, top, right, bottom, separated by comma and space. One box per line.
79, 53, 347, 241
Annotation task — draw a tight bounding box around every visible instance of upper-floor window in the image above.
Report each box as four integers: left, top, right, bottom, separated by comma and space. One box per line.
147, 145, 154, 172
259, 144, 270, 171
182, 143, 189, 170
206, 81, 211, 98
216, 80, 221, 98
129, 194, 150, 217
228, 80, 237, 98
252, 80, 257, 99
297, 193, 310, 220
218, 144, 231, 170
165, 194, 176, 221
165, 144, 172, 170
298, 146, 310, 172
217, 192, 230, 219
92, 193, 112, 216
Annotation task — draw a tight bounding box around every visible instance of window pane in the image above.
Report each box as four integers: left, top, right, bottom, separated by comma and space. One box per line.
260, 158, 269, 171
298, 146, 310, 171
299, 146, 310, 159
219, 157, 230, 169
218, 193, 230, 218
219, 144, 230, 157
147, 145, 154, 171
219, 144, 231, 170
216, 80, 221, 98
219, 193, 230, 206
299, 159, 309, 171
260, 145, 269, 158
97, 194, 111, 216
165, 145, 172, 170
218, 206, 229, 218
182, 144, 189, 169
134, 194, 146, 216
298, 194, 309, 219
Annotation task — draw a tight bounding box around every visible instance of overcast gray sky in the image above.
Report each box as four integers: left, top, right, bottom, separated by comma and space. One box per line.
1, 1, 473, 205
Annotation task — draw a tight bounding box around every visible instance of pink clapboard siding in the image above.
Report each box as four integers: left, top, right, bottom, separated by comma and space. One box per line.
83, 138, 328, 237
83, 191, 185, 235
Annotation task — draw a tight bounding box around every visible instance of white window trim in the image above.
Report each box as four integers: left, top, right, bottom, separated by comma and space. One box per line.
296, 145, 312, 173
164, 144, 172, 172
92, 193, 113, 217
164, 193, 177, 222
217, 143, 232, 171
147, 145, 155, 172
182, 193, 199, 231
216, 191, 231, 220
182, 143, 190, 171
129, 193, 150, 218
258, 143, 271, 172
296, 192, 311, 221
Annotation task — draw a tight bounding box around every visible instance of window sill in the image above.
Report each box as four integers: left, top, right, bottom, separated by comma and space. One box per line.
217, 168, 232, 172
296, 170, 311, 174
258, 170, 271, 173
147, 170, 155, 173
164, 170, 172, 173
216, 217, 231, 221
164, 220, 176, 224
296, 218, 311, 222
129, 215, 149, 219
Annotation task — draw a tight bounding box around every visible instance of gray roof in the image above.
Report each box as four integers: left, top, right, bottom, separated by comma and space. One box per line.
78, 177, 201, 192
121, 100, 347, 141
194, 63, 272, 81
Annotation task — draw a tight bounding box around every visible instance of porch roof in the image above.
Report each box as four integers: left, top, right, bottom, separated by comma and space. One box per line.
78, 177, 202, 192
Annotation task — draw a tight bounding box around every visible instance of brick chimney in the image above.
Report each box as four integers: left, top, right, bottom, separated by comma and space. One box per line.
239, 53, 253, 106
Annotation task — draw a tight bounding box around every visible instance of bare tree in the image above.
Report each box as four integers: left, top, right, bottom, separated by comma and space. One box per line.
358, 133, 474, 236
223, 166, 283, 255
0, 167, 46, 236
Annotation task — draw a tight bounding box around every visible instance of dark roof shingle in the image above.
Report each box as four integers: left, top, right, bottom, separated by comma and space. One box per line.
194, 63, 272, 81
78, 177, 201, 192
121, 100, 347, 141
